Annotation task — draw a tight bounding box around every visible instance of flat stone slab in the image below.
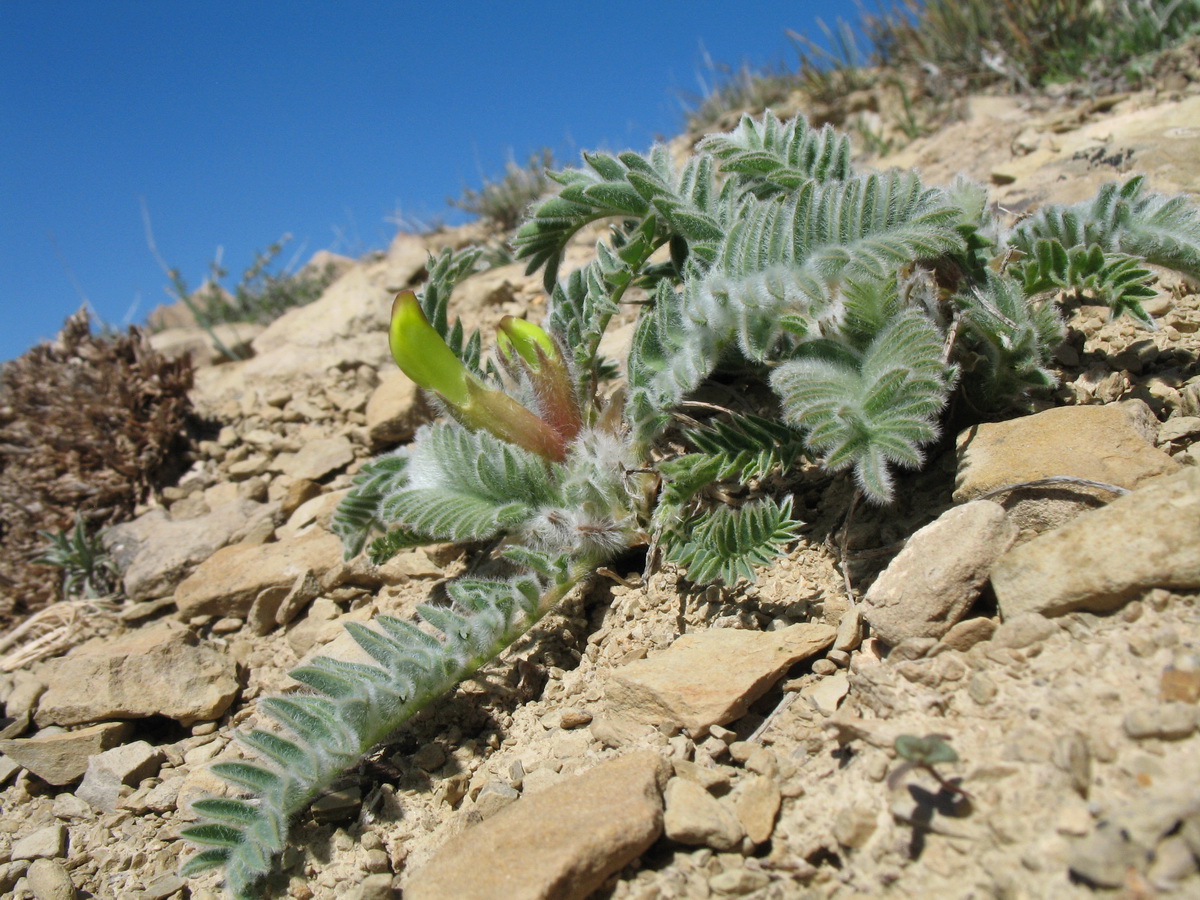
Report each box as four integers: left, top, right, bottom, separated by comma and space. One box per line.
0, 721, 133, 785
405, 751, 666, 900
174, 528, 343, 620
991, 467, 1200, 618
34, 621, 238, 727
954, 402, 1179, 536
605, 623, 835, 736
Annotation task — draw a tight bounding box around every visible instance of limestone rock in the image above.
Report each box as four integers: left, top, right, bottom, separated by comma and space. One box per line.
863, 501, 1017, 646
25, 858, 76, 900
34, 621, 238, 727
148, 321, 265, 366
734, 775, 782, 844
663, 776, 744, 850
12, 823, 67, 860
404, 751, 666, 900
991, 468, 1200, 618
276, 435, 355, 481
382, 230, 433, 289
174, 528, 343, 619
366, 369, 431, 445
75, 740, 165, 812
0, 722, 133, 785
954, 402, 1179, 536
605, 623, 835, 736
102, 499, 272, 602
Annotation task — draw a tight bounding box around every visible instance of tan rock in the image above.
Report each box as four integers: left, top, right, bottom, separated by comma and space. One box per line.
663, 776, 744, 850
148, 322, 265, 366
863, 501, 1017, 646
34, 621, 238, 727
0, 722, 133, 785
276, 435, 355, 481
103, 499, 272, 602
734, 775, 782, 844
955, 402, 1179, 536
991, 467, 1200, 618
605, 623, 835, 736
404, 751, 666, 900
174, 528, 343, 619
366, 370, 431, 445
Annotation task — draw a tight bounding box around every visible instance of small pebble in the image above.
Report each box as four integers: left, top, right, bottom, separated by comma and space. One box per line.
412, 744, 446, 772
709, 867, 770, 894
363, 848, 390, 874
1123, 704, 1198, 741
826, 649, 850, 668
968, 672, 998, 705
811, 658, 838, 676
558, 708, 593, 729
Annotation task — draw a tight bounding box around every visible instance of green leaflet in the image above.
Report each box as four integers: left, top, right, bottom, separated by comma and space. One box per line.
329, 451, 409, 559
698, 109, 853, 193
771, 313, 951, 503
664, 496, 802, 586
1010, 240, 1158, 326
1009, 175, 1200, 281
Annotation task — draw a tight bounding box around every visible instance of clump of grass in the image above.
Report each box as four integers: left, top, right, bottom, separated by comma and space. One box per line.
684, 0, 1199, 139
864, 0, 1200, 92
449, 148, 556, 231
181, 237, 340, 329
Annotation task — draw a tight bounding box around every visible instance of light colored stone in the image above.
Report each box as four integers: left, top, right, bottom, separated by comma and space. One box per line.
25, 858, 75, 900
12, 824, 66, 861
34, 621, 238, 727
663, 776, 744, 851
174, 528, 343, 619
833, 606, 863, 652
605, 623, 835, 736
102, 499, 272, 601
277, 435, 355, 481
992, 613, 1059, 650
863, 502, 1017, 646
273, 569, 324, 627
734, 775, 781, 844
0, 722, 133, 785
991, 468, 1200, 618
954, 402, 1179, 537
366, 370, 431, 444
404, 751, 666, 900
1123, 704, 1198, 741
0, 752, 20, 786
75, 740, 164, 812
1159, 415, 1200, 443
935, 617, 996, 653
801, 670, 850, 715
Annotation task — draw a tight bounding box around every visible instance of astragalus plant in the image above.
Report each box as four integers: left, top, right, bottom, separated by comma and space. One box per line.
183, 111, 1200, 898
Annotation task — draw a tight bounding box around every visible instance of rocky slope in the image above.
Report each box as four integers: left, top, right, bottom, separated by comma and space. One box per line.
1, 61, 1199, 900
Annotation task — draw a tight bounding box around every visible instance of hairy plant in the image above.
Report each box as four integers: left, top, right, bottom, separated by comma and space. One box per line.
0, 308, 193, 628
183, 111, 1200, 898
35, 513, 119, 600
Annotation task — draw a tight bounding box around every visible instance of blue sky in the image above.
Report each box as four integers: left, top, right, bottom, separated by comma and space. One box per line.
1, 1, 848, 362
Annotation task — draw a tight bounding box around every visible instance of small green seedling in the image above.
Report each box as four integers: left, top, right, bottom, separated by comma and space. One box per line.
35, 513, 118, 600
891, 733, 969, 799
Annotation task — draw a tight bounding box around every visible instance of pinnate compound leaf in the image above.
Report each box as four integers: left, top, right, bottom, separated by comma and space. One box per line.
665, 496, 802, 586
772, 313, 950, 503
